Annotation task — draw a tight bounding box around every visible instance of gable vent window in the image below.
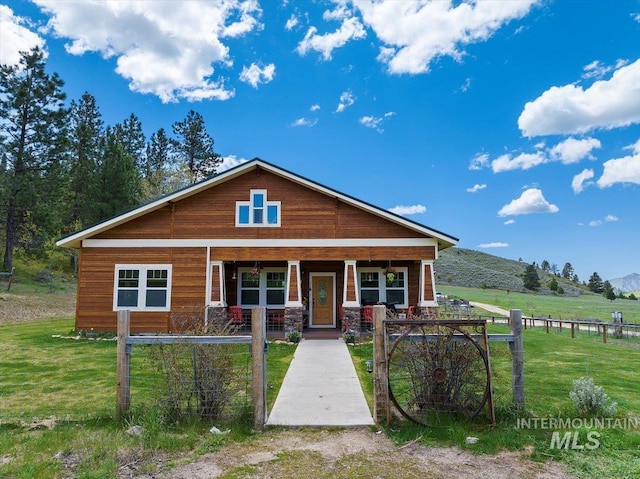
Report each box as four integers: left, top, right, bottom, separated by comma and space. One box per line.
236, 189, 281, 227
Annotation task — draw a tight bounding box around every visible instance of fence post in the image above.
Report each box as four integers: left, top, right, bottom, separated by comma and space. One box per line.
116, 310, 131, 421
373, 305, 388, 424
571, 322, 575, 338
252, 307, 266, 431
509, 309, 525, 408
602, 323, 607, 344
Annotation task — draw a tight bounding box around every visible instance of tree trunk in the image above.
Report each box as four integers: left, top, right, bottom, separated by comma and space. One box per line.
3, 193, 17, 271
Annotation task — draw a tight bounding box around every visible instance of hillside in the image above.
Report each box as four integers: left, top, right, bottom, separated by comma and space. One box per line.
610, 273, 640, 293
433, 247, 587, 297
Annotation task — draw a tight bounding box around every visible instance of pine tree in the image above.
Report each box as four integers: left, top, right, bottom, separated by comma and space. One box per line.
143, 128, 172, 198
171, 110, 221, 184
523, 263, 541, 290
0, 47, 67, 269
562, 262, 574, 280
587, 272, 604, 293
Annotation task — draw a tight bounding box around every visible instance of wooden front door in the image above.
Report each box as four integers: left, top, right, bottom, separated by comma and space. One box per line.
310, 274, 335, 328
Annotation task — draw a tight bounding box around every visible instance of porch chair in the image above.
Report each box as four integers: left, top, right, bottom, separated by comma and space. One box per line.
268, 310, 285, 330
407, 305, 416, 319
362, 305, 374, 330
229, 306, 244, 327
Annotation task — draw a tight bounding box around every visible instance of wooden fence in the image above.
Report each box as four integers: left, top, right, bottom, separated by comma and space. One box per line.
116, 308, 267, 430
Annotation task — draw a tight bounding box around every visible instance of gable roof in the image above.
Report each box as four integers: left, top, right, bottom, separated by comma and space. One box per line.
56, 158, 458, 249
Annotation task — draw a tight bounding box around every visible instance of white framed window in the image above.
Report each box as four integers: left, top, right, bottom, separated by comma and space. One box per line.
357, 267, 408, 308
236, 189, 281, 227
113, 264, 172, 311
238, 267, 286, 308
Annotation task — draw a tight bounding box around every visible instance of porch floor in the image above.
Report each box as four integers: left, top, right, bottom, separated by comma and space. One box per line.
266, 339, 375, 427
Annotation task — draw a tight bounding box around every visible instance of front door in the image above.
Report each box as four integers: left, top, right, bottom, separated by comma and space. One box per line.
310, 273, 335, 328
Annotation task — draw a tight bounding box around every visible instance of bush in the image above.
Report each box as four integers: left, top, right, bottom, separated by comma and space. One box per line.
569, 377, 617, 417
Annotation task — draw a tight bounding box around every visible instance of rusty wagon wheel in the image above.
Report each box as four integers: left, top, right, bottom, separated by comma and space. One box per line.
387, 323, 490, 427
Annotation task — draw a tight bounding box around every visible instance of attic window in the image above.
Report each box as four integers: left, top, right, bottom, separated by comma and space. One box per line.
236, 189, 281, 227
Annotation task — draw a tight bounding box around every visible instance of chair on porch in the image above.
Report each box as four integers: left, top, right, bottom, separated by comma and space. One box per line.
229, 306, 244, 328
406, 305, 416, 319
268, 309, 285, 330
362, 305, 373, 330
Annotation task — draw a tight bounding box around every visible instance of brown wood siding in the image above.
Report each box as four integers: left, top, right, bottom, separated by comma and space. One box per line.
95, 168, 427, 241
423, 263, 435, 301
211, 246, 435, 261
75, 247, 207, 332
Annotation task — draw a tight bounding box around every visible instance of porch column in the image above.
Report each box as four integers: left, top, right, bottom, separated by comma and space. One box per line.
207, 260, 228, 332
342, 260, 361, 333
418, 260, 438, 318
285, 260, 303, 335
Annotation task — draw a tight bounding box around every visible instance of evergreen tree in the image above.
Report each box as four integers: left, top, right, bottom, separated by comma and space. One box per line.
171, 110, 221, 184
587, 272, 604, 293
143, 128, 172, 198
548, 277, 558, 291
562, 262, 574, 280
0, 47, 67, 269
541, 260, 550, 272
603, 280, 616, 301
66, 92, 103, 230
523, 263, 540, 290
114, 113, 146, 175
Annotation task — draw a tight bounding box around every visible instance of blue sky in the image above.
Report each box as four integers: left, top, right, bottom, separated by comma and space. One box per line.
2, 0, 640, 282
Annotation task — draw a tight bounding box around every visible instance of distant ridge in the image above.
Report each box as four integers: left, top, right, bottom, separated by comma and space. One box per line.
610, 273, 640, 293
434, 247, 587, 296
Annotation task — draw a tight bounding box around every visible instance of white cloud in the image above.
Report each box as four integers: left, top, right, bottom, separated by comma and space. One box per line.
633, 13, 640, 23
336, 90, 355, 112
582, 60, 613, 80
597, 151, 640, 188
504, 219, 516, 225
32, 0, 264, 103
497, 188, 559, 217
572, 168, 595, 194
218, 155, 248, 172
589, 215, 617, 227
296, 13, 365, 60
354, 0, 539, 74
388, 204, 426, 216
466, 183, 487, 193
469, 152, 489, 170
291, 117, 318, 127
0, 5, 46, 66
359, 115, 384, 131
549, 137, 601, 164
459, 77, 472, 93
491, 152, 546, 172
384, 111, 396, 118
239, 62, 275, 88
285, 14, 298, 31
624, 138, 640, 154
478, 242, 509, 248
310, 104, 321, 111
518, 59, 640, 137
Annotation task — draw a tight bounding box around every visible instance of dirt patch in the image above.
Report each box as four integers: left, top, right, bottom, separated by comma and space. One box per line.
133, 428, 574, 479
0, 291, 75, 324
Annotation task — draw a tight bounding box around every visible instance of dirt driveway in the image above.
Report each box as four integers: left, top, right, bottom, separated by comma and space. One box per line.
138, 428, 573, 479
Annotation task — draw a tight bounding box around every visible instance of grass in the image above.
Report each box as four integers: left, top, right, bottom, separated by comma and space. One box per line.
348, 320, 640, 479
440, 284, 640, 324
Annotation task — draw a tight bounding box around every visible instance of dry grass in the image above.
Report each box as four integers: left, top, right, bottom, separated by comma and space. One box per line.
0, 286, 75, 324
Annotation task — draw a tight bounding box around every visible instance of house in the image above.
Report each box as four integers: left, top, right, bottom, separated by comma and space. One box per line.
57, 159, 458, 334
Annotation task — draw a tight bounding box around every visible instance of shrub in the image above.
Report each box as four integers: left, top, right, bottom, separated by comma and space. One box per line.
569, 377, 617, 417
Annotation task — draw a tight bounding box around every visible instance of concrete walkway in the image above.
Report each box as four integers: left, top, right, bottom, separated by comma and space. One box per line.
266, 339, 375, 427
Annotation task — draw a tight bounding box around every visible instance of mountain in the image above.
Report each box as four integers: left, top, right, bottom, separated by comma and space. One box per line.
433, 247, 587, 296
610, 273, 640, 293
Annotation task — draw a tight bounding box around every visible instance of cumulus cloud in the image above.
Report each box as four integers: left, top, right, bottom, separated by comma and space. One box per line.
596, 150, 640, 188
31, 0, 264, 103
589, 215, 618, 227
0, 5, 46, 66
478, 242, 509, 248
354, 0, 539, 74
466, 183, 487, 193
296, 5, 366, 60
388, 204, 427, 216
218, 155, 249, 172
285, 14, 299, 31
469, 152, 490, 170
239, 62, 275, 88
549, 137, 601, 164
310, 104, 321, 111
518, 59, 640, 137
491, 152, 546, 172
336, 90, 355, 112
291, 117, 318, 127
359, 112, 394, 132
497, 188, 559, 217
572, 168, 595, 194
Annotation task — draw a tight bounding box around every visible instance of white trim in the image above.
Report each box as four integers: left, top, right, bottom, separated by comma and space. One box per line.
207, 260, 227, 308
56, 159, 458, 249
285, 260, 303, 307
82, 237, 438, 248
235, 189, 282, 227
342, 260, 360, 308
418, 260, 437, 308
357, 266, 409, 309
237, 267, 287, 308
309, 272, 336, 328
113, 264, 172, 312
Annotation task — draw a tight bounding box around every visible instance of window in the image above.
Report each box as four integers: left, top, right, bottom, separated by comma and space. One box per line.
114, 265, 172, 311
358, 267, 408, 308
238, 268, 286, 307
236, 189, 281, 227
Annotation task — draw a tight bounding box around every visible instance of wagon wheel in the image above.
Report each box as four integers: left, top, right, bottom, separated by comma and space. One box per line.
387, 323, 490, 427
